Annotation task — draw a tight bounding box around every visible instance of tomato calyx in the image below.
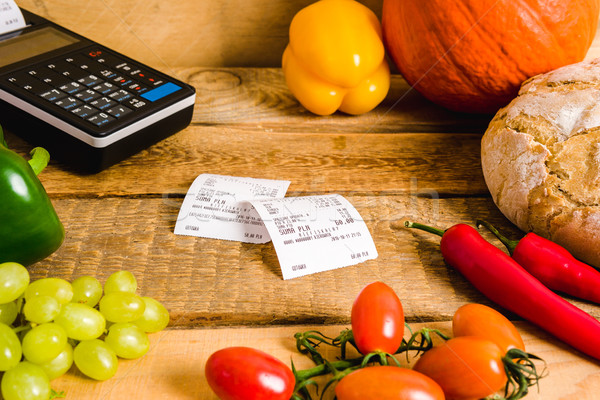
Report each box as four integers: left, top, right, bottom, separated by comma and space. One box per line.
502, 348, 547, 400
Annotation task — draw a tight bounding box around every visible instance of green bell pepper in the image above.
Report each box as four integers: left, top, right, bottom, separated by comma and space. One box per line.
0, 126, 64, 266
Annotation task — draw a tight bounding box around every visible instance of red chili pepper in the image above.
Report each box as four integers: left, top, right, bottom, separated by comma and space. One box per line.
405, 221, 600, 361
478, 220, 600, 305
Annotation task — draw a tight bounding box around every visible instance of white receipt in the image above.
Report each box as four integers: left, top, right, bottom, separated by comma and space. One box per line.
174, 174, 291, 243
251, 194, 378, 279
0, 1, 26, 35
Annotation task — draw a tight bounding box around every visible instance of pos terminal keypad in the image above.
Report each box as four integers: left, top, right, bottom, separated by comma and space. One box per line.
0, 9, 196, 172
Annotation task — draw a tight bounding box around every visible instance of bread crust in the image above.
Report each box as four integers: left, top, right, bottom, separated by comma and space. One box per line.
481, 58, 600, 267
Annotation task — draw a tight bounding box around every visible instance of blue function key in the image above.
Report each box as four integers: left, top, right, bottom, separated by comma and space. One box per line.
141, 82, 182, 102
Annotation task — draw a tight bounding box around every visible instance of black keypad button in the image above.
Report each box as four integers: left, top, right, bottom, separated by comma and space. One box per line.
39, 89, 67, 102
58, 81, 84, 95
112, 75, 134, 87
87, 112, 115, 127
98, 69, 117, 80
78, 75, 103, 87
125, 82, 149, 95
92, 82, 117, 95
123, 98, 147, 109
108, 89, 132, 102
74, 89, 101, 102
106, 105, 132, 118
71, 105, 98, 118
114, 62, 134, 73
89, 97, 117, 110
54, 97, 82, 111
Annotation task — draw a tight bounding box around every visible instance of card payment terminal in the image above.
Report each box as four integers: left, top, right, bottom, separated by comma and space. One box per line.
0, 9, 196, 172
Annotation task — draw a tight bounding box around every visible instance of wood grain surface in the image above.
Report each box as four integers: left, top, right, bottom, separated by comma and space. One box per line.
50, 322, 600, 400
5, 64, 600, 327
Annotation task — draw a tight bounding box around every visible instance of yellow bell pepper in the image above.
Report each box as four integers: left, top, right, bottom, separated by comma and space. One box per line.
282, 0, 390, 116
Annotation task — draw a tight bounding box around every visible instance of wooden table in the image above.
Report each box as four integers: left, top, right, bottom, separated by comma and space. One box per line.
5, 1, 600, 398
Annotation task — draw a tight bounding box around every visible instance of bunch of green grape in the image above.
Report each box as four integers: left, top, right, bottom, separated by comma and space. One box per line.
0, 262, 170, 400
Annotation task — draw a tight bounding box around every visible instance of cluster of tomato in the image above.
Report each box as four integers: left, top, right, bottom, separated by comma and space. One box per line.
204, 281, 544, 400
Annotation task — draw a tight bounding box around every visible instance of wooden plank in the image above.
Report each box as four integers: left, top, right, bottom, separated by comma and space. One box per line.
14, 0, 600, 69
15, 0, 382, 69
2, 125, 488, 197
27, 195, 600, 328
183, 69, 492, 132
49, 322, 600, 399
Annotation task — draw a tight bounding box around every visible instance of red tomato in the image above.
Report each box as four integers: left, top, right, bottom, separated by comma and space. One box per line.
452, 303, 525, 354
205, 346, 295, 400
351, 281, 404, 354
413, 336, 507, 400
335, 365, 445, 400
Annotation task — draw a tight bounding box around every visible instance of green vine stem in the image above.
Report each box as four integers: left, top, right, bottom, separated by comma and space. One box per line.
291, 327, 451, 399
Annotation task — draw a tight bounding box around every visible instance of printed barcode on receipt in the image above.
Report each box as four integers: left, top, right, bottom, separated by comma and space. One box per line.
291, 264, 307, 271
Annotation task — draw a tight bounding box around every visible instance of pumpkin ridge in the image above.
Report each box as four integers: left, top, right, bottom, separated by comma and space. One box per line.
410, 1, 503, 105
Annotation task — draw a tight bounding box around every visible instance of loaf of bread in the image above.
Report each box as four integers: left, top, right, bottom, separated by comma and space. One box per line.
481, 58, 600, 268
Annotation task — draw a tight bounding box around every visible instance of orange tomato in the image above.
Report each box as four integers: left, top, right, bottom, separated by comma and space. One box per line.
413, 336, 507, 400
452, 303, 525, 354
335, 366, 445, 400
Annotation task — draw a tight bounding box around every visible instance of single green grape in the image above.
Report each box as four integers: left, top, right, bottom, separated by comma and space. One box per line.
0, 301, 18, 325
71, 276, 103, 307
0, 323, 21, 371
104, 323, 150, 359
54, 303, 106, 341
99, 292, 145, 323
23, 295, 61, 324
1, 361, 50, 400
133, 297, 170, 333
25, 278, 73, 304
104, 270, 137, 294
22, 323, 68, 365
0, 262, 30, 303
73, 339, 118, 381
38, 343, 73, 380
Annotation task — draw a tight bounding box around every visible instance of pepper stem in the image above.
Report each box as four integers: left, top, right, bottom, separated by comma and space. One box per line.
0, 125, 50, 175
28, 147, 50, 176
0, 125, 7, 148
476, 220, 519, 255
404, 221, 445, 237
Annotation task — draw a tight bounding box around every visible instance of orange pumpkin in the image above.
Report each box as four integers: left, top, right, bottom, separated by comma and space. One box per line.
382, 0, 600, 113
